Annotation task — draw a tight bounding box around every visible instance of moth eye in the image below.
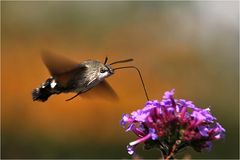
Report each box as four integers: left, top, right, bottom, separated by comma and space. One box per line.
100, 68, 106, 73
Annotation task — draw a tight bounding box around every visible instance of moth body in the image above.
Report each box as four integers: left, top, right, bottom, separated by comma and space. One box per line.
32, 56, 115, 102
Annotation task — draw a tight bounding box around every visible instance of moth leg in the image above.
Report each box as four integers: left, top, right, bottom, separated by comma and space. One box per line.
65, 91, 82, 101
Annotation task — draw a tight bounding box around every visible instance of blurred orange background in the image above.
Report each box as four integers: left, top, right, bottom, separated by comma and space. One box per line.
2, 1, 238, 159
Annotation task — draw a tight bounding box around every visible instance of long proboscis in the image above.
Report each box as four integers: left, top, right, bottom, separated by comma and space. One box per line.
109, 59, 134, 65
113, 66, 149, 101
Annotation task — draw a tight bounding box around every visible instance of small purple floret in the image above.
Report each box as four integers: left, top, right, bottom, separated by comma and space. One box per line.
121, 90, 225, 156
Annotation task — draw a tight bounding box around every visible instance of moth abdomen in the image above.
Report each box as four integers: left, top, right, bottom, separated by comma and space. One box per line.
32, 77, 61, 102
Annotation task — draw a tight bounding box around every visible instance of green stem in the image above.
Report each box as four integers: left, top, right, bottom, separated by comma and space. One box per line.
164, 140, 181, 160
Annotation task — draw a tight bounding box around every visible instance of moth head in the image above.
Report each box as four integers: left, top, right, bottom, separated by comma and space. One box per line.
98, 63, 114, 80
98, 56, 134, 80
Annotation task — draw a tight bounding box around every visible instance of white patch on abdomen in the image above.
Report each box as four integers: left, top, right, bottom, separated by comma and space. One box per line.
50, 80, 57, 88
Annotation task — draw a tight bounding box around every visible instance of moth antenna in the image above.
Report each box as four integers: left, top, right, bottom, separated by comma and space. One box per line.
113, 66, 149, 101
65, 91, 82, 101
104, 57, 108, 64
109, 59, 134, 65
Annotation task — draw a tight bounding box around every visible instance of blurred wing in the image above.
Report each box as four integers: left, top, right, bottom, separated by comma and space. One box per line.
81, 80, 118, 101
41, 50, 88, 87
41, 50, 80, 76
56, 65, 87, 87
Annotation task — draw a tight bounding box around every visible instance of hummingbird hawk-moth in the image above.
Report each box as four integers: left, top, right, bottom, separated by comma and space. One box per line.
32, 51, 149, 102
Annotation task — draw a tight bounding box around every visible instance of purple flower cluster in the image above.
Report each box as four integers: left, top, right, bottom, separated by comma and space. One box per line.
121, 89, 225, 158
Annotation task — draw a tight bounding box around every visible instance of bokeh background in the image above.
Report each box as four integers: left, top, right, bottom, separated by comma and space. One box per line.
2, 1, 239, 159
